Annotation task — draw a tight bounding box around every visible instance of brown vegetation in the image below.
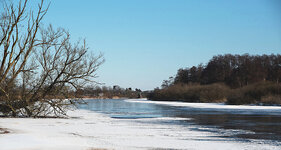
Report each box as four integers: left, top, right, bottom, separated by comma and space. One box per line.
149, 81, 281, 105
0, 128, 9, 134
148, 83, 229, 103
227, 82, 281, 105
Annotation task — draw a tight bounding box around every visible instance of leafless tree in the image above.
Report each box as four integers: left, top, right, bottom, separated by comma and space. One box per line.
0, 0, 104, 117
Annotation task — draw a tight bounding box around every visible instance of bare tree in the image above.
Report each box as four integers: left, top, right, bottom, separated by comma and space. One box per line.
0, 0, 104, 117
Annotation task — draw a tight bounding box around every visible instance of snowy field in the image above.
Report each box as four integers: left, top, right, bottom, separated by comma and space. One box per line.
0, 99, 281, 150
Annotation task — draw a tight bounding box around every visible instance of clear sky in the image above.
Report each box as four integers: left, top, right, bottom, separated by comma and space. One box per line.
40, 0, 281, 90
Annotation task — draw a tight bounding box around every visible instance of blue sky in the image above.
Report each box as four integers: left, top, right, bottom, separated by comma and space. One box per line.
40, 0, 281, 90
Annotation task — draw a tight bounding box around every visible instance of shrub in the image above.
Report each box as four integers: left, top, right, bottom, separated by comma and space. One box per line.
198, 84, 229, 102
148, 83, 229, 103
227, 82, 281, 105
260, 95, 281, 105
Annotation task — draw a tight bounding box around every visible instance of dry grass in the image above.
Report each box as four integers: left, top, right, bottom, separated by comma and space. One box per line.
0, 128, 10, 134
149, 81, 281, 105
148, 83, 229, 103
261, 95, 281, 105
227, 82, 281, 105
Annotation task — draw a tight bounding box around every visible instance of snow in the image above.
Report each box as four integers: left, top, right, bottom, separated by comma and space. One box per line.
0, 100, 281, 150
125, 99, 281, 115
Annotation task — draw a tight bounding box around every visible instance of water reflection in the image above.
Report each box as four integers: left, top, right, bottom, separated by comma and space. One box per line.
78, 99, 281, 142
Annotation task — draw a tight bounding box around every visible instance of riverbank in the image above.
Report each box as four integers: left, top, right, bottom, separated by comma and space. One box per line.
1, 101, 281, 150
147, 82, 281, 105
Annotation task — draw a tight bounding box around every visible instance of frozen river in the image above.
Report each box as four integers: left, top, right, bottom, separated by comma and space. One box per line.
78, 99, 281, 146
1, 98, 281, 149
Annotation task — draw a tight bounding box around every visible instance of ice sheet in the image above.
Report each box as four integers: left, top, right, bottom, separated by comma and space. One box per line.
0, 108, 280, 150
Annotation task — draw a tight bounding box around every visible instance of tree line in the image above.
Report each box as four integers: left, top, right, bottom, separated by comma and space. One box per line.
149, 54, 281, 105
77, 85, 143, 99
172, 54, 280, 88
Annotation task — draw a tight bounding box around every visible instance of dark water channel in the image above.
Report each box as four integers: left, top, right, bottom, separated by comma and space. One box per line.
78, 99, 281, 144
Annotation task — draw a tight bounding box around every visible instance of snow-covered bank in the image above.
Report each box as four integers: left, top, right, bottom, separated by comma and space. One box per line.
0, 109, 281, 150
126, 99, 281, 115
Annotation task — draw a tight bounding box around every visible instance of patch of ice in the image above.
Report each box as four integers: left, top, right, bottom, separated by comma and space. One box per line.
125, 99, 281, 115
0, 109, 280, 150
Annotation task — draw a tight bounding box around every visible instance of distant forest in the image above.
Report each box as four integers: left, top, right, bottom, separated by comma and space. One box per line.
78, 85, 144, 99
148, 54, 281, 105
